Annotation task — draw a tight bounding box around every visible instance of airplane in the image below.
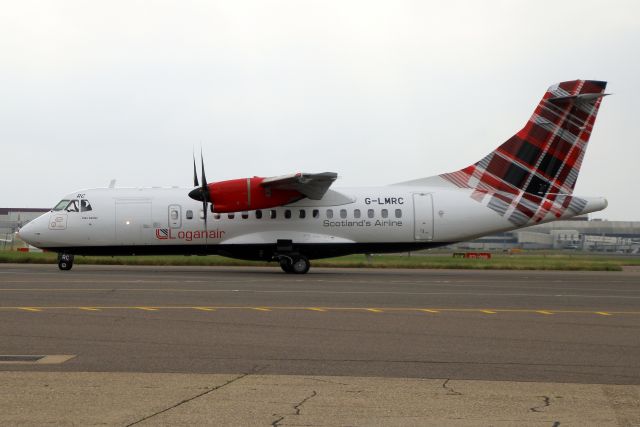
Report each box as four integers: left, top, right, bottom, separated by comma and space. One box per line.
18, 79, 609, 273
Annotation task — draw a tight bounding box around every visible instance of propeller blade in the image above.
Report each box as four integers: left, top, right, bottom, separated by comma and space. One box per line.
200, 148, 209, 244
192, 154, 199, 187
200, 148, 207, 188
203, 199, 208, 232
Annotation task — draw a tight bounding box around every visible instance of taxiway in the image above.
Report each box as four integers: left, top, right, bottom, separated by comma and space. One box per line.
1, 264, 639, 384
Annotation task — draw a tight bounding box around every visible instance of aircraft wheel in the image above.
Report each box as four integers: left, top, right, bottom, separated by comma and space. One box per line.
58, 254, 74, 271
290, 256, 310, 274
58, 260, 73, 271
279, 258, 294, 274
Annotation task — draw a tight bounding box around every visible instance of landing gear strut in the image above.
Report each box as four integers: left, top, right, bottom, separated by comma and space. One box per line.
278, 255, 310, 274
58, 253, 74, 271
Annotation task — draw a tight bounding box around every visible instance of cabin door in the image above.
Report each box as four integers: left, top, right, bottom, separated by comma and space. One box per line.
115, 200, 152, 245
413, 193, 434, 241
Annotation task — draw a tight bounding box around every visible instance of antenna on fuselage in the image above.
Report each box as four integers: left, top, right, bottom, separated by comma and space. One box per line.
108, 179, 116, 189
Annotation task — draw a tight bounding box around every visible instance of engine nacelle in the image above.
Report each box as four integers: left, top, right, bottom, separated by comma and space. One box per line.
207, 177, 303, 213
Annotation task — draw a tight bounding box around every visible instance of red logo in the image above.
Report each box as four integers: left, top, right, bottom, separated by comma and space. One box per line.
154, 228, 225, 241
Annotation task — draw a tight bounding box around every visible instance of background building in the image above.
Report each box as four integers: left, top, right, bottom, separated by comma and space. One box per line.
451, 216, 640, 253
0, 208, 49, 250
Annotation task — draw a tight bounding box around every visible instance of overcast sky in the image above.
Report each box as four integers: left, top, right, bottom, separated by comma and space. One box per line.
1, 0, 638, 220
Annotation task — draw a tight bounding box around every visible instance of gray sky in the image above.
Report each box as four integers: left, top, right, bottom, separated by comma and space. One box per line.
1, 0, 638, 220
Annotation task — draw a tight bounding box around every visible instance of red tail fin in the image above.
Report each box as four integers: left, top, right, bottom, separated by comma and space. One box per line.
441, 80, 608, 224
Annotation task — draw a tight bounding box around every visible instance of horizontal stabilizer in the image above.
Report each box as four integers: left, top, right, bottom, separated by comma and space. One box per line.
548, 92, 609, 103
261, 172, 338, 200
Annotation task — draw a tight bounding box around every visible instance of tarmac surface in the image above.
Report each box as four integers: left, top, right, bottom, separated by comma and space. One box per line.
1, 264, 639, 425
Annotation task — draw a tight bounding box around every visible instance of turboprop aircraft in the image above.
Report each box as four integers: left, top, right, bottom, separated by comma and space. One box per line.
18, 80, 609, 273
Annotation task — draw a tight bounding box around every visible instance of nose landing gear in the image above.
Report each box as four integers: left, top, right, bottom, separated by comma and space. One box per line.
57, 253, 74, 271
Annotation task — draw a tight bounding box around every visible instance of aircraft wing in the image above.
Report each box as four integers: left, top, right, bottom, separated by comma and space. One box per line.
261, 172, 338, 200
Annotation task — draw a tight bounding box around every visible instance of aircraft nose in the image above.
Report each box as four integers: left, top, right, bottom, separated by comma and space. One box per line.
17, 223, 34, 244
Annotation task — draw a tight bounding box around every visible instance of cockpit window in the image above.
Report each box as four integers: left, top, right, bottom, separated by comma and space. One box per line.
53, 200, 70, 211
65, 200, 80, 212
80, 200, 92, 212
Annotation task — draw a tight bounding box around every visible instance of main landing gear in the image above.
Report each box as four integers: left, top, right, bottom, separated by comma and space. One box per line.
57, 253, 74, 271
278, 255, 311, 274
274, 239, 310, 274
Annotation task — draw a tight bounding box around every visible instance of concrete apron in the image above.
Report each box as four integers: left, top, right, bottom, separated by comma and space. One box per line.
1, 372, 639, 426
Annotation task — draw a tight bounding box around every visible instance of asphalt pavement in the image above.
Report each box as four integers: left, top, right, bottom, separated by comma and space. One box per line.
1, 264, 639, 385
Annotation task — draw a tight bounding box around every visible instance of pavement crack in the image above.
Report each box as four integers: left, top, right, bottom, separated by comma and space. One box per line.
442, 379, 462, 396
294, 390, 317, 415
125, 371, 251, 426
530, 395, 551, 412
304, 377, 348, 386
272, 390, 318, 426
271, 416, 285, 426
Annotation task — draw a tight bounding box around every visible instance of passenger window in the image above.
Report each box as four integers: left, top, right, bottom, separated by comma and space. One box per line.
242, 212, 249, 219
395, 209, 402, 218
270, 210, 277, 219
227, 213, 235, 219
65, 200, 80, 212
299, 210, 306, 219
354, 209, 361, 219
255, 210, 263, 219
200, 209, 205, 219
312, 209, 319, 218
382, 209, 388, 218
285, 210, 291, 219
367, 209, 374, 219
340, 209, 347, 219
53, 199, 70, 211
213, 213, 221, 220
186, 210, 193, 220
326, 209, 333, 219
80, 200, 92, 212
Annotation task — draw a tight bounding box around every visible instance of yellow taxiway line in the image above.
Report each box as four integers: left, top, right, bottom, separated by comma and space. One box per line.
18, 307, 42, 312
0, 306, 638, 316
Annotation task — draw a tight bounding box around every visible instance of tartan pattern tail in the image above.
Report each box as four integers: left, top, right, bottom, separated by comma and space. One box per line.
441, 80, 607, 225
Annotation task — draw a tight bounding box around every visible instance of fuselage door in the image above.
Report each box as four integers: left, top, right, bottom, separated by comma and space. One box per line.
413, 193, 434, 241
168, 205, 182, 229
115, 200, 152, 245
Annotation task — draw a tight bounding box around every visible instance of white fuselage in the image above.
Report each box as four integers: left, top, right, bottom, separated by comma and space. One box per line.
18, 184, 607, 260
